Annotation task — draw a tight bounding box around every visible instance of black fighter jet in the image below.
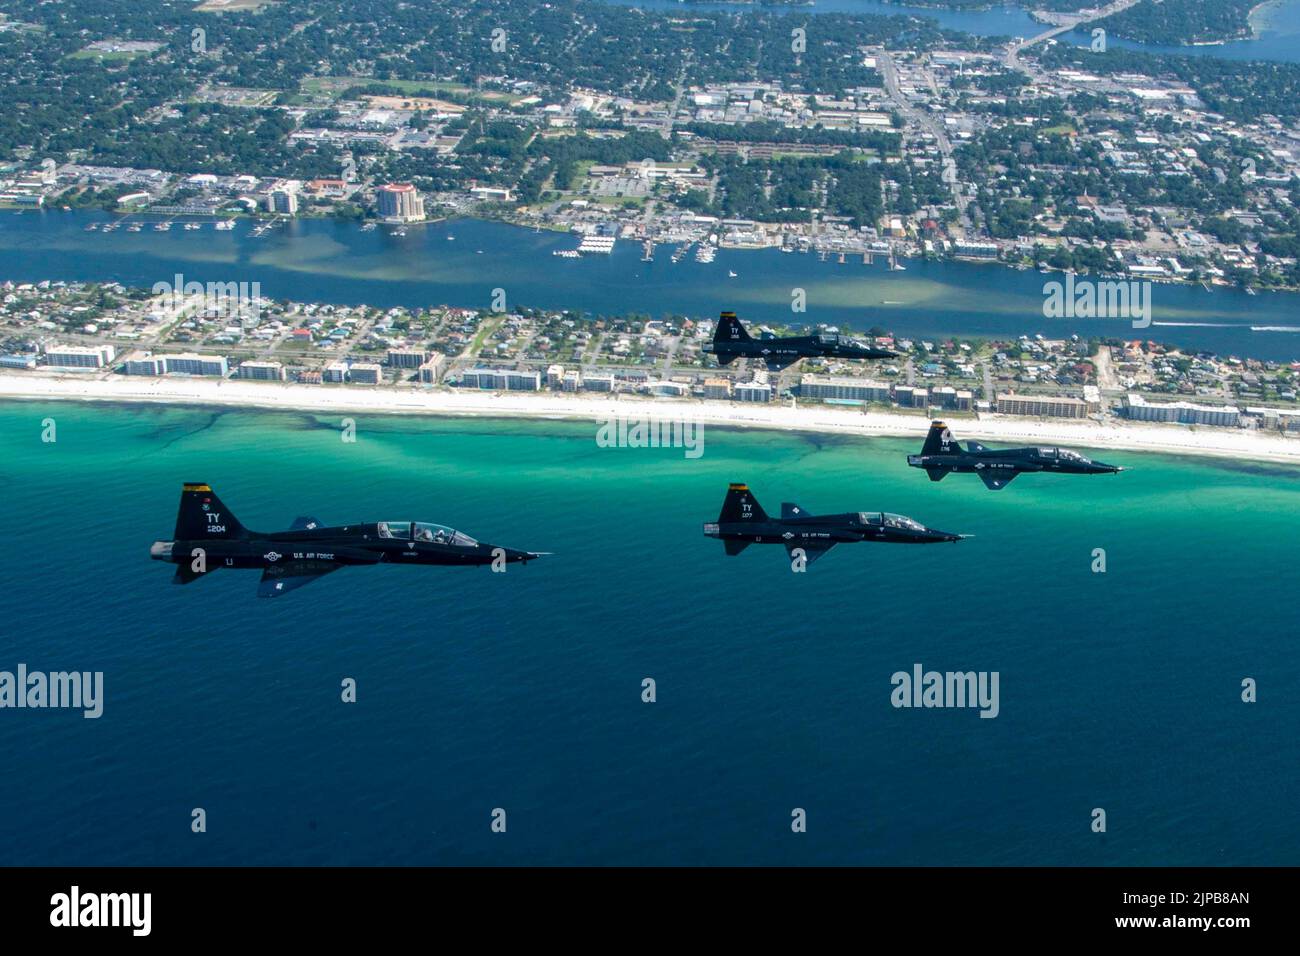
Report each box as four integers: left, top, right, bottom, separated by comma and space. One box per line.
702, 311, 896, 371
908, 421, 1124, 491
703, 483, 966, 565
150, 483, 545, 597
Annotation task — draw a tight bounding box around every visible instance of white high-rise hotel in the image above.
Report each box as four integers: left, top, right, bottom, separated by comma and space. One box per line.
377, 183, 425, 222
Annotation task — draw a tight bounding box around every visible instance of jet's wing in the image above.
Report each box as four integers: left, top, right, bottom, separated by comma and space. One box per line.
762, 355, 799, 371
926, 466, 951, 482
289, 515, 324, 531
786, 541, 835, 566
978, 471, 1018, 490
258, 559, 341, 597
723, 539, 751, 556
781, 502, 811, 518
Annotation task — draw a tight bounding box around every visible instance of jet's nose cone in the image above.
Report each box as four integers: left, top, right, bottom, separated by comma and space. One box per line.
930, 529, 968, 543
507, 548, 550, 564
484, 545, 548, 564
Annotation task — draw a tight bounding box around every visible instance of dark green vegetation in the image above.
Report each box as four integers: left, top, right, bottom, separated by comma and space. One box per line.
1095, 0, 1258, 46
0, 0, 944, 172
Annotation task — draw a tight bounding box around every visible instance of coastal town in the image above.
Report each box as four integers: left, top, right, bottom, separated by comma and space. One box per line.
1, 279, 1296, 445
2, 1, 1300, 291
2, 0, 1299, 449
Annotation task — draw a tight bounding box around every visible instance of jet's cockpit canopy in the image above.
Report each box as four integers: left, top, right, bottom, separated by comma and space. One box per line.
379, 521, 478, 546
860, 512, 883, 525
1057, 448, 1085, 462
883, 513, 925, 531
416, 522, 478, 547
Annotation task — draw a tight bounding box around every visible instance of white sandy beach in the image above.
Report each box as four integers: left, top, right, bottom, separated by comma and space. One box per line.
2, 372, 1298, 464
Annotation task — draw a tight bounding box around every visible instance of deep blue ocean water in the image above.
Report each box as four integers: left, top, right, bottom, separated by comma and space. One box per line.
0, 402, 1296, 865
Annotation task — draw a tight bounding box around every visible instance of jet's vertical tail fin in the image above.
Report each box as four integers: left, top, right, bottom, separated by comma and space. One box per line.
173, 483, 248, 541
718, 483, 767, 524
715, 311, 752, 344
921, 421, 960, 456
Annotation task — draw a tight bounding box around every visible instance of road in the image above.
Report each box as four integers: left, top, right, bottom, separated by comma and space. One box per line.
876, 50, 971, 232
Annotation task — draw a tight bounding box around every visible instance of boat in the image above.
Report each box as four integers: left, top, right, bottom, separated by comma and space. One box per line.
84, 223, 99, 232
446, 234, 455, 241
728, 270, 738, 278
215, 220, 236, 231
1245, 286, 1258, 296
155, 221, 172, 231
128, 223, 143, 232
361, 222, 377, 232
184, 222, 202, 231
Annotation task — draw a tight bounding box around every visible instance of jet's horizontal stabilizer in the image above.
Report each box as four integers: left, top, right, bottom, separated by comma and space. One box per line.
781, 502, 811, 519
786, 541, 834, 566
172, 564, 213, 586
979, 471, 1018, 490
723, 539, 751, 557
967, 440, 990, 453
258, 560, 341, 598
290, 515, 323, 531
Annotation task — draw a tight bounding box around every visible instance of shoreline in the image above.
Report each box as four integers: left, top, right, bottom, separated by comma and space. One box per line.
14, 206, 1300, 300
3, 373, 1299, 465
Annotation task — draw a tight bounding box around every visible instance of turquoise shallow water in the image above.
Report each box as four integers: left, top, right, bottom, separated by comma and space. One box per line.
0, 401, 1297, 865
